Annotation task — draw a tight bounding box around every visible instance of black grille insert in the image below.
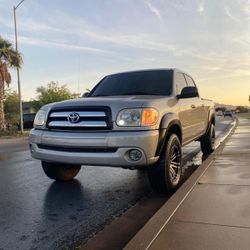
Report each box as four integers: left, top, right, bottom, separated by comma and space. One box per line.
37, 144, 118, 153
47, 106, 112, 131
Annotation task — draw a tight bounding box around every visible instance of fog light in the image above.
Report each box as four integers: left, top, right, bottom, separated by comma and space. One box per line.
29, 143, 35, 153
128, 149, 142, 161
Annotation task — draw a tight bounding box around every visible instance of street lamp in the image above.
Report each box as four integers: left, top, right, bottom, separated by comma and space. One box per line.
13, 0, 25, 134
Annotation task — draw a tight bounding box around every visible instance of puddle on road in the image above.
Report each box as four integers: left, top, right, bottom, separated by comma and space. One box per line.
215, 119, 236, 148
182, 152, 203, 181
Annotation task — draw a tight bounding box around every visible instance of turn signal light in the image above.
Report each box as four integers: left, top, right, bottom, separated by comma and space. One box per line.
141, 108, 159, 126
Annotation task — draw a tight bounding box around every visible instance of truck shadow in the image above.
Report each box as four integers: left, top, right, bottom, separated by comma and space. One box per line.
42, 180, 89, 216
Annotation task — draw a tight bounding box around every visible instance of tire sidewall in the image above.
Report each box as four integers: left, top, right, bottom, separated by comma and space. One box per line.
210, 123, 215, 151
164, 134, 183, 190
42, 161, 81, 181
200, 122, 215, 155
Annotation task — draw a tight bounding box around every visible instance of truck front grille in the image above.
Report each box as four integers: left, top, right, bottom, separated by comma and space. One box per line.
47, 106, 112, 130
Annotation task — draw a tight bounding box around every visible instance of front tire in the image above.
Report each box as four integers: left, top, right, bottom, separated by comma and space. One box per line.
200, 123, 215, 155
42, 161, 81, 181
148, 134, 183, 194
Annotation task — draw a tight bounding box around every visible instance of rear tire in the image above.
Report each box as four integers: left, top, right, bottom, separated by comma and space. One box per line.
148, 134, 183, 194
42, 161, 81, 181
200, 123, 215, 155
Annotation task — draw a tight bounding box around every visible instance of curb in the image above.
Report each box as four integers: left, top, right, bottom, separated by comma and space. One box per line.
124, 118, 238, 250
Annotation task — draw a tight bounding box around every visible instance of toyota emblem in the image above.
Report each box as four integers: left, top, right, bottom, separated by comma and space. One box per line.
67, 112, 80, 123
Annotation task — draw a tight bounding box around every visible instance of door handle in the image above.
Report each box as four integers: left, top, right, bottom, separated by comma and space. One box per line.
191, 104, 196, 109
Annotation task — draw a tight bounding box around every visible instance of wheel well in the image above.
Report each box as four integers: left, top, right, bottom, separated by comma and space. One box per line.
202, 115, 215, 138
168, 124, 182, 144
155, 122, 182, 157
211, 115, 215, 125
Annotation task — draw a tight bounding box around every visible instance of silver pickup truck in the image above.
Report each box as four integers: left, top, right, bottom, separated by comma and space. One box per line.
30, 69, 215, 193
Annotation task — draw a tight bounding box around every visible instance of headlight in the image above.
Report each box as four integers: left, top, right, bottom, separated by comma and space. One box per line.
117, 109, 141, 126
34, 110, 46, 127
116, 108, 158, 127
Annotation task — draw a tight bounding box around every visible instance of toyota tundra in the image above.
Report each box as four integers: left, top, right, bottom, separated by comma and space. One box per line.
29, 69, 215, 193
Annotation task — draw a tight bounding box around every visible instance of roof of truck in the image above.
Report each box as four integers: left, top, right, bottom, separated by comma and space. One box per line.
106, 68, 190, 77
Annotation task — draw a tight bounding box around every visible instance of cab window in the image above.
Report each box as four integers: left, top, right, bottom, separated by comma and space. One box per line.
185, 75, 196, 87
175, 73, 187, 95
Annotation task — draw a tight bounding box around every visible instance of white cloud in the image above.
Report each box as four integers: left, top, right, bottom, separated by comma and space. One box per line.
2, 33, 112, 54
21, 37, 110, 54
143, 0, 162, 20
171, 2, 190, 11
1, 12, 179, 55
83, 30, 177, 52
244, 0, 250, 19
200, 66, 223, 71
198, 70, 250, 82
198, 1, 205, 14
0, 18, 61, 33
233, 38, 250, 48
224, 6, 240, 22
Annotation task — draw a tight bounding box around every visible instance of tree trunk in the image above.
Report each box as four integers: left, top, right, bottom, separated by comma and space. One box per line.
0, 72, 5, 130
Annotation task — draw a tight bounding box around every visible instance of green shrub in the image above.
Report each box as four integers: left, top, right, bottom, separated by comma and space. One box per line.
0, 125, 19, 137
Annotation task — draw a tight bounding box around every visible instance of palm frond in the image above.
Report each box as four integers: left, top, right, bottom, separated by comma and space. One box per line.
0, 36, 23, 68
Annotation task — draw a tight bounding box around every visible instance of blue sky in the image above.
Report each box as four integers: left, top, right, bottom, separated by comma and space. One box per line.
1, 0, 250, 105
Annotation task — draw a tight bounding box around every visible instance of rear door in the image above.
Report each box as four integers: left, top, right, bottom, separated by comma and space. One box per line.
184, 74, 207, 136
175, 72, 195, 143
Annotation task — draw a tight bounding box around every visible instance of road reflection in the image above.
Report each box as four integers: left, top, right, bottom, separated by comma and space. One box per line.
182, 152, 209, 184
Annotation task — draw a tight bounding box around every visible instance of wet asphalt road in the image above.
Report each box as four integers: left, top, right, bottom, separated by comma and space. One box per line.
0, 117, 234, 250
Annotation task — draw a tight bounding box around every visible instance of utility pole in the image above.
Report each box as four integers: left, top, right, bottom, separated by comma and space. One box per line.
13, 0, 25, 134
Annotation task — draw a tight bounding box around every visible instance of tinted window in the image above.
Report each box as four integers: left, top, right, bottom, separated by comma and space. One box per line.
90, 70, 173, 96
175, 73, 187, 95
185, 75, 196, 87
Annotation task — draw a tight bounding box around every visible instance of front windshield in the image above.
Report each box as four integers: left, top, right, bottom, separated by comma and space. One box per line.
89, 70, 173, 97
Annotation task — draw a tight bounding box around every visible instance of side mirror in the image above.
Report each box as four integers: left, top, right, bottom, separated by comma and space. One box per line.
82, 92, 90, 98
178, 86, 199, 99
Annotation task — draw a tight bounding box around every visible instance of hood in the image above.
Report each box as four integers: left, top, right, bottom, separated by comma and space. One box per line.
45, 95, 175, 128
52, 96, 146, 109
50, 95, 171, 112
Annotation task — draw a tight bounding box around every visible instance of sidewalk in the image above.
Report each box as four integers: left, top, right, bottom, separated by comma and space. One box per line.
126, 118, 250, 250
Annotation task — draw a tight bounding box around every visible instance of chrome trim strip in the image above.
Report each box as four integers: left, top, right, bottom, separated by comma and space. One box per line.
48, 121, 107, 127
50, 111, 106, 118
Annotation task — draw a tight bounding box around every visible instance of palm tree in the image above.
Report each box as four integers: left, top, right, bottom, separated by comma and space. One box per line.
0, 36, 23, 130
